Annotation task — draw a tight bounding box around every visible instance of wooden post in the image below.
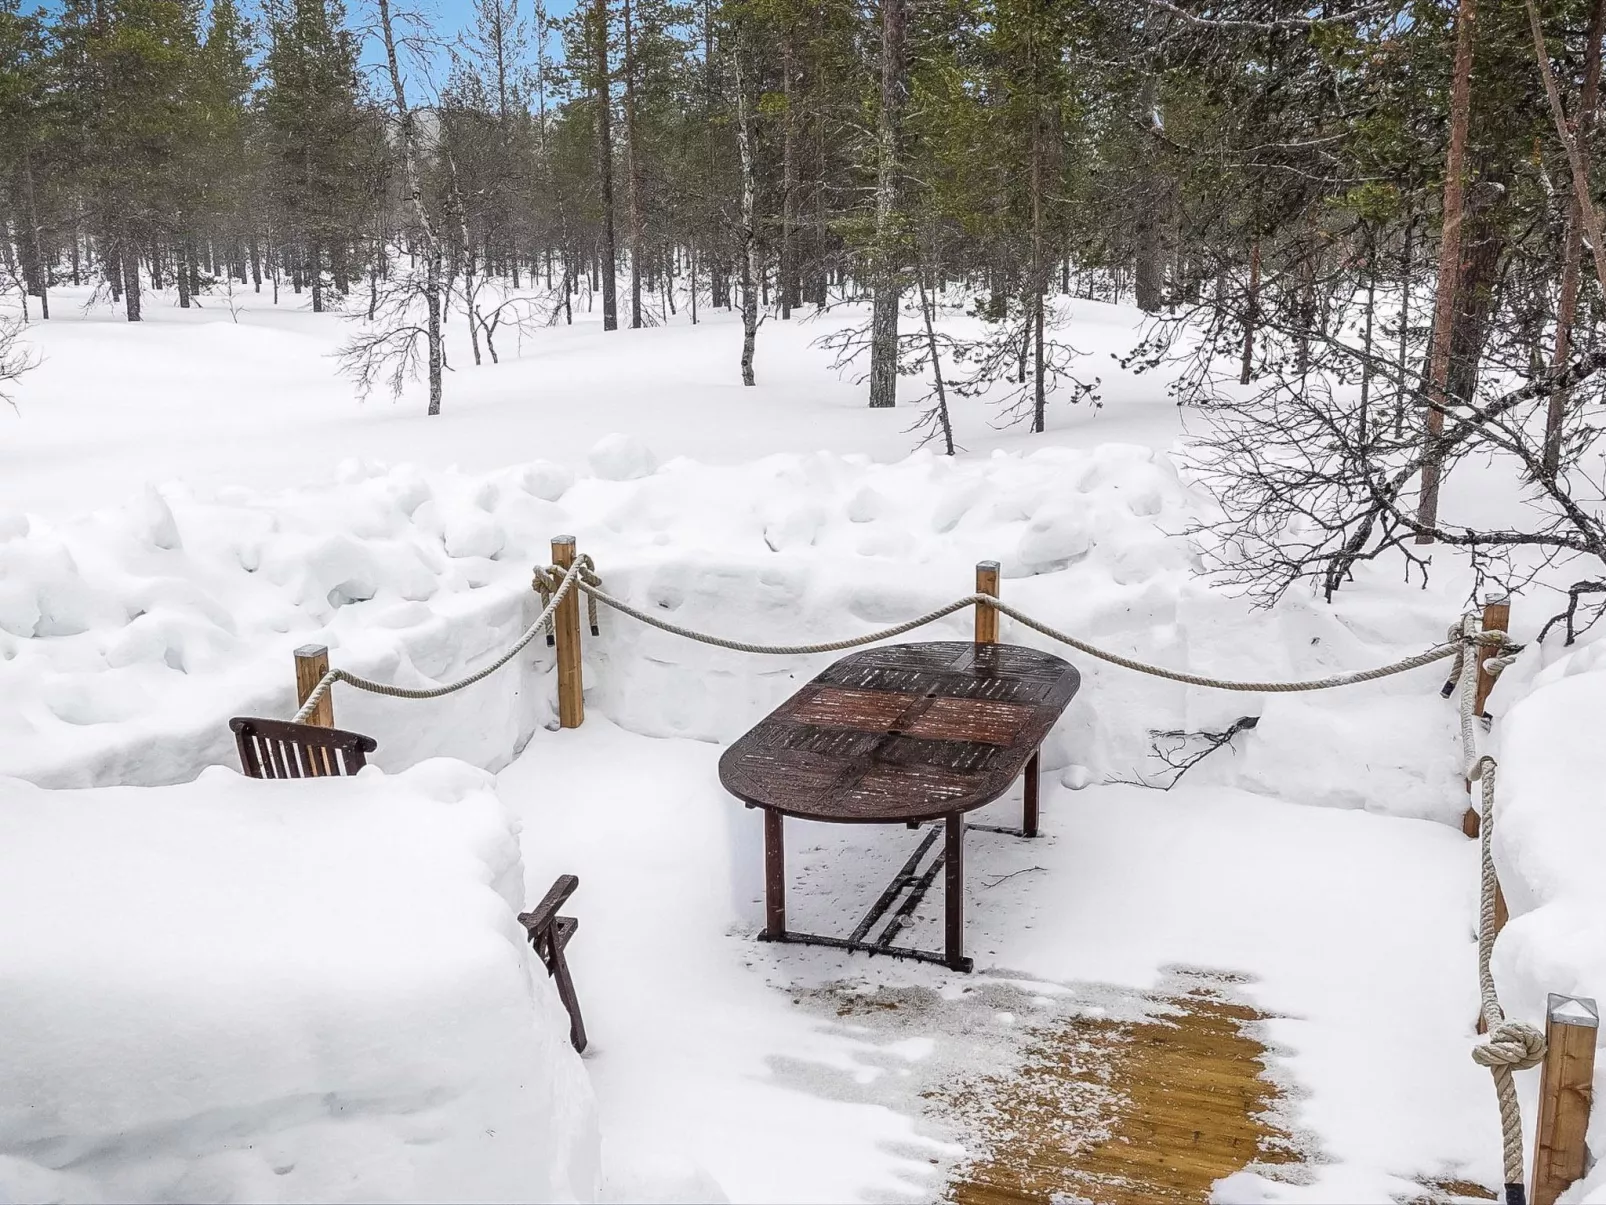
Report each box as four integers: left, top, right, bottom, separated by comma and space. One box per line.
1464, 595, 1513, 837
551, 536, 585, 729
975, 561, 1000, 644
1474, 594, 1510, 717
1531, 993, 1598, 1205
294, 644, 333, 728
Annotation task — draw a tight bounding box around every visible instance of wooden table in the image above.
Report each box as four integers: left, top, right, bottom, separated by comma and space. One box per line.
718, 641, 1080, 971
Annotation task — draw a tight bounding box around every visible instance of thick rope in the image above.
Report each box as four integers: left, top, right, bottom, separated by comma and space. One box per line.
1456, 615, 1545, 1204
576, 579, 1483, 692
290, 556, 588, 723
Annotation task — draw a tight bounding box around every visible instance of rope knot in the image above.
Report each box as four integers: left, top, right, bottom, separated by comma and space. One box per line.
1473, 1020, 1546, 1071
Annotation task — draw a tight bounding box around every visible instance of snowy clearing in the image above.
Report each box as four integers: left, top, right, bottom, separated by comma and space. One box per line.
1, 293, 1600, 1204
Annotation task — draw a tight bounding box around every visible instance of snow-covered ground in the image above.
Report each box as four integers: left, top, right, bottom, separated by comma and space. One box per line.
0, 287, 1176, 521
0, 761, 598, 1202
1, 287, 1599, 1203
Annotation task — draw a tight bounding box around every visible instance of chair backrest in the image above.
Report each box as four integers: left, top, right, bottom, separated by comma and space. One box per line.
230, 717, 378, 780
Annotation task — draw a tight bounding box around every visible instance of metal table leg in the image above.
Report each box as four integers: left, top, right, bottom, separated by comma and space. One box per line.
944, 813, 972, 971
763, 809, 786, 940
1023, 748, 1041, 838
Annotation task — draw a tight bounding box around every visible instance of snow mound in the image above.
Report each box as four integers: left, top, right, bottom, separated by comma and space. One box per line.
1471, 631, 1606, 1203
0, 760, 599, 1203
588, 434, 658, 482
2, 440, 1466, 827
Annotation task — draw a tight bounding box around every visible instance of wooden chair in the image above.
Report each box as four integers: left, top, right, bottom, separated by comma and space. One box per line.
519, 874, 587, 1053
231, 716, 587, 1052
230, 716, 378, 779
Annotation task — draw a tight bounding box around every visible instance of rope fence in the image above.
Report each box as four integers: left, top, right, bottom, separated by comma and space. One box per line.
1448, 613, 1547, 1205
565, 574, 1478, 691
290, 554, 588, 724
278, 541, 1582, 1204
296, 555, 1488, 724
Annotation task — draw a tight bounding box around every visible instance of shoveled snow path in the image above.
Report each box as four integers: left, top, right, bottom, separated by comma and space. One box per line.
502, 718, 1494, 1204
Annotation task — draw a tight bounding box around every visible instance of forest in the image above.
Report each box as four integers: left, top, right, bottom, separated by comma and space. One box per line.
2, 0, 1606, 604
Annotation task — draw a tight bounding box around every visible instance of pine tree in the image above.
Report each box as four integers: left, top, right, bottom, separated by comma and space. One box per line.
259, 0, 369, 313
0, 0, 54, 317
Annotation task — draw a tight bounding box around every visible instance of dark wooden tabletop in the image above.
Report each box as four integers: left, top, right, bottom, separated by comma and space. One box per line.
718, 641, 1080, 824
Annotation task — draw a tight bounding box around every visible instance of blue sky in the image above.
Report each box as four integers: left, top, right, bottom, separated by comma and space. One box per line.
351, 0, 579, 96
31, 0, 579, 101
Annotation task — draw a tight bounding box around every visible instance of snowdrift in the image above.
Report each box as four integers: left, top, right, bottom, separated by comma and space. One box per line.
1487, 634, 1606, 1201
0, 760, 599, 1203
1, 439, 1466, 825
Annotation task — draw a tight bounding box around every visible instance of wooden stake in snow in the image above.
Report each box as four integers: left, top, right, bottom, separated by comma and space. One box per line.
1531, 993, 1597, 1205
295, 644, 334, 728
1465, 594, 1511, 838
975, 561, 1000, 645
1474, 595, 1510, 718
552, 536, 585, 728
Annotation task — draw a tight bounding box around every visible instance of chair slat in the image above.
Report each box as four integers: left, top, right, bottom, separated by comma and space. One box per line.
229, 718, 378, 781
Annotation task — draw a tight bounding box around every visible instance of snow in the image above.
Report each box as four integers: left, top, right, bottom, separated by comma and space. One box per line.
1484, 632, 1606, 1202
509, 718, 1493, 1203
2, 283, 1600, 1203
0, 760, 599, 1203
0, 288, 1180, 523
587, 433, 658, 482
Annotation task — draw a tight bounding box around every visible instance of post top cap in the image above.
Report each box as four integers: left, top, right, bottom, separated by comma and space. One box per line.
1547, 992, 1600, 1027
551, 534, 576, 545
976, 560, 1001, 571
293, 644, 329, 658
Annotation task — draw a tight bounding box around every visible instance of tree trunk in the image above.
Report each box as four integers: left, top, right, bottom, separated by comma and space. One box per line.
1443, 179, 1507, 418
1416, 0, 1478, 541
918, 264, 954, 455
595, 0, 619, 332
1542, 0, 1606, 476
121, 225, 141, 322
447, 154, 482, 366
622, 0, 643, 329
18, 151, 48, 319
1393, 211, 1414, 437
814, 122, 828, 309
733, 35, 759, 386
1029, 66, 1048, 433
780, 26, 796, 320
868, 0, 907, 408
1133, 77, 1166, 314
1360, 225, 1376, 447
1240, 237, 1259, 384
376, 0, 443, 414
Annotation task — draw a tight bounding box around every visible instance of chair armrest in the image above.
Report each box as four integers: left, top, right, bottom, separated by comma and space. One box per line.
519, 874, 579, 937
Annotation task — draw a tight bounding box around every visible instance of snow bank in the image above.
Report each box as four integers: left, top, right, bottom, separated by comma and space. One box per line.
0, 463, 570, 787
1487, 633, 1606, 1201
0, 760, 599, 1203
3, 438, 1467, 827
